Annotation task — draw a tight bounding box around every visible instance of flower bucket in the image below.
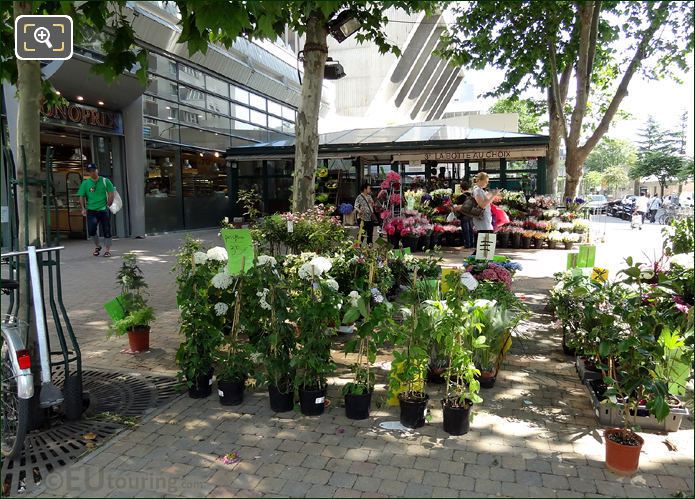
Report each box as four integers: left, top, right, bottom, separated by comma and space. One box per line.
521, 237, 532, 249
533, 238, 544, 249
127, 326, 150, 352
511, 233, 522, 248
497, 232, 510, 248
604, 429, 644, 475
547, 240, 558, 250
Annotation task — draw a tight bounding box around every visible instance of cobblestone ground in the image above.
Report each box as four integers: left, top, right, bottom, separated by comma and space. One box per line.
29, 226, 694, 498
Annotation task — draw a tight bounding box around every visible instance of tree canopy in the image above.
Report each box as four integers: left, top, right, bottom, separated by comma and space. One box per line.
584, 137, 636, 173
488, 97, 545, 134
441, 1, 694, 198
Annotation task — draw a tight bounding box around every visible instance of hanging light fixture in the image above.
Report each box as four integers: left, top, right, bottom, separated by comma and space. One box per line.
328, 10, 361, 43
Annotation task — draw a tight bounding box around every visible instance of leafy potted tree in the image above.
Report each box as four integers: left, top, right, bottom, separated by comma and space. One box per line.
109, 253, 155, 353
240, 255, 296, 412
174, 238, 226, 398
341, 263, 394, 420
214, 280, 253, 406
289, 256, 342, 416
389, 270, 431, 428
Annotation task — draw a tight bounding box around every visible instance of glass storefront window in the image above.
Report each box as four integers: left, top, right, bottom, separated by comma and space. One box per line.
181, 148, 230, 229
484, 160, 501, 172
178, 62, 206, 88
267, 100, 282, 117
145, 142, 183, 233
267, 160, 293, 176
178, 105, 230, 134
250, 110, 266, 127
237, 160, 263, 177
249, 92, 266, 111
266, 176, 292, 213
205, 74, 229, 97
206, 94, 229, 115
231, 85, 250, 105
178, 84, 206, 108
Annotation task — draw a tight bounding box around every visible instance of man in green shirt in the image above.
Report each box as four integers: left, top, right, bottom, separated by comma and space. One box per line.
77, 164, 115, 257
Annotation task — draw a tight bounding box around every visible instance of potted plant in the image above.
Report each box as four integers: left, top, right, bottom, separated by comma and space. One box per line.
174, 238, 226, 398
389, 270, 431, 428
438, 272, 485, 435
237, 187, 262, 225
341, 264, 394, 419
289, 255, 341, 416
109, 253, 155, 353
521, 230, 535, 249
214, 277, 253, 406
562, 232, 580, 250
547, 230, 563, 249
240, 255, 297, 412
532, 231, 546, 249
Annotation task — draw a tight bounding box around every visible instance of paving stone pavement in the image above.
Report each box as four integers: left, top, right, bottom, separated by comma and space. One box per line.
27, 227, 695, 497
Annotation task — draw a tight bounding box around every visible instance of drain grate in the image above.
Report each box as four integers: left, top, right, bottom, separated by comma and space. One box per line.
1, 369, 181, 496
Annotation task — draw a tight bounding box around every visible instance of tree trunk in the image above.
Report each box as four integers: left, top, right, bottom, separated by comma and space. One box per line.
292, 14, 328, 213
14, 1, 44, 247
563, 148, 589, 199
546, 85, 562, 197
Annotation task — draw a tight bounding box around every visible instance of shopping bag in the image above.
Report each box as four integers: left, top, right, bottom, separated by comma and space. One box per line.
490, 204, 510, 227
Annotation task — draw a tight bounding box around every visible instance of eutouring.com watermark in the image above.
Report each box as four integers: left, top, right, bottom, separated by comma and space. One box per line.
42, 468, 208, 495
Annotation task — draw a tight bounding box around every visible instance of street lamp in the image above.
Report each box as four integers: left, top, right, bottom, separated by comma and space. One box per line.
328, 10, 361, 43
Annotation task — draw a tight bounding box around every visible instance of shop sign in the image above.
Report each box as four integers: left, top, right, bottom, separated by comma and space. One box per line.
41, 102, 123, 134
393, 146, 547, 162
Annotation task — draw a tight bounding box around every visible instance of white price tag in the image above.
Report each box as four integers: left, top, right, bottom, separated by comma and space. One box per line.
218, 389, 224, 397
315, 396, 325, 404
287, 220, 294, 233
460, 272, 479, 291
208, 378, 213, 385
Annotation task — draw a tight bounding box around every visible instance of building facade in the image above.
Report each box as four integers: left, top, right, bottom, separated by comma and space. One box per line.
2, 2, 312, 241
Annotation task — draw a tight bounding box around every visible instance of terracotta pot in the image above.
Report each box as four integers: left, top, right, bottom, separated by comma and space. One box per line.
127, 326, 150, 352
604, 428, 644, 475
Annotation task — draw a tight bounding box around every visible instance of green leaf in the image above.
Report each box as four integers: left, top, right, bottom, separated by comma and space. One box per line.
342, 307, 360, 325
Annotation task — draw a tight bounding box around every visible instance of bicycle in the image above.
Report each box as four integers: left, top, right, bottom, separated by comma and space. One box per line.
2, 246, 70, 459
1, 284, 33, 459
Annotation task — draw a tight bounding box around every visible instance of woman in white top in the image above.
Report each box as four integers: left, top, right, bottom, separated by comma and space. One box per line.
472, 172, 499, 233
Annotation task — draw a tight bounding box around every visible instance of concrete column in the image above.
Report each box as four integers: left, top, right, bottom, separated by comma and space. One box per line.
122, 96, 146, 237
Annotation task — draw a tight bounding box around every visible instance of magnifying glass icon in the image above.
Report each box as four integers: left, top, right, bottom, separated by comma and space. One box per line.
34, 27, 53, 49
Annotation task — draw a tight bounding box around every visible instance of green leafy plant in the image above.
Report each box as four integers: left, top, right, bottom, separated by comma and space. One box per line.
238, 187, 262, 221
214, 280, 253, 383
108, 253, 155, 336
341, 262, 395, 396
663, 217, 694, 256
173, 237, 226, 388
388, 270, 431, 401
287, 255, 342, 391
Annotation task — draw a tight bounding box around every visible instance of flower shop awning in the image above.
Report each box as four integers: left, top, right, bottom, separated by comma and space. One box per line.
225, 124, 549, 161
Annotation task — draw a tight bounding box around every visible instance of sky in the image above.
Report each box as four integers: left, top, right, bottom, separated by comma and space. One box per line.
448, 60, 694, 155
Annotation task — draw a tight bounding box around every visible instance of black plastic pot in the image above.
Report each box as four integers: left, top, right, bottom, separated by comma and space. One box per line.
299, 387, 326, 416
398, 392, 429, 428
521, 237, 532, 249
497, 233, 510, 248
511, 233, 522, 248
533, 238, 544, 249
344, 390, 372, 420
427, 367, 447, 384
403, 235, 419, 252
218, 378, 245, 406
268, 385, 294, 412
188, 370, 213, 399
547, 241, 558, 250
441, 399, 472, 436
477, 370, 497, 389
562, 330, 576, 356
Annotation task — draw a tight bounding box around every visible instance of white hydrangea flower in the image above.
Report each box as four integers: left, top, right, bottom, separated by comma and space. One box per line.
211, 271, 234, 289
257, 255, 277, 267
298, 263, 312, 280
193, 252, 208, 264
206, 246, 228, 262
670, 252, 694, 269
309, 256, 332, 276
214, 302, 229, 316
348, 290, 360, 307
257, 288, 271, 310
325, 279, 339, 292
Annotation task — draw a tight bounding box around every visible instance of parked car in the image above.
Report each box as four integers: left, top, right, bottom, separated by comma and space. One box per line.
679, 192, 694, 207
585, 194, 608, 213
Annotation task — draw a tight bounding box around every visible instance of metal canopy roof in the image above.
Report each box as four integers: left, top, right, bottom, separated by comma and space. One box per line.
226, 124, 549, 159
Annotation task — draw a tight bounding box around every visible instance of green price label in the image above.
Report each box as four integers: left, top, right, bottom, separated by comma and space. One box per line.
220, 228, 255, 275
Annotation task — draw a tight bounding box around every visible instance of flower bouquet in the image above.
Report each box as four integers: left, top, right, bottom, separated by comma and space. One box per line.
532, 231, 547, 249
547, 230, 564, 249
509, 226, 524, 249
562, 232, 580, 250
521, 230, 536, 249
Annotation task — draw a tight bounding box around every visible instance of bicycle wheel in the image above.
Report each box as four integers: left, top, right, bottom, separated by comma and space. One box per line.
1, 339, 29, 459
